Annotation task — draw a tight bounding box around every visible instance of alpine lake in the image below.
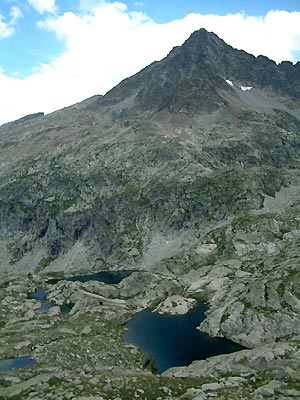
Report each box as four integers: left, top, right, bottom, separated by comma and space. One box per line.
2, 270, 244, 374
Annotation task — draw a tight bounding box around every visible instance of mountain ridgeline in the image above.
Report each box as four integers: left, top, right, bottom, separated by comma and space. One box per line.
102, 29, 300, 113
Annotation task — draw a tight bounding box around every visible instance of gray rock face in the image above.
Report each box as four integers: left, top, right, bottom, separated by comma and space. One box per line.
249, 356, 269, 371
162, 342, 296, 378
154, 295, 196, 315
201, 382, 224, 391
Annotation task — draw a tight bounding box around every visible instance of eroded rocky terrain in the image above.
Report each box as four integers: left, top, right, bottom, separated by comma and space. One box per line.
2, 29, 300, 399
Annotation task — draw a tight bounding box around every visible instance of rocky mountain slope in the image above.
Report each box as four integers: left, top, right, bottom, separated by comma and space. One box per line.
1, 29, 300, 399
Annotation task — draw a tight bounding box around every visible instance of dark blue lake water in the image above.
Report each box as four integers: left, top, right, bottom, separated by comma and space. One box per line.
124, 302, 245, 373
47, 270, 135, 285
28, 290, 48, 301
0, 356, 37, 372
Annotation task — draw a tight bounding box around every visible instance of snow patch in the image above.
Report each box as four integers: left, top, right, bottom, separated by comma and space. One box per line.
225, 79, 234, 87
241, 86, 253, 91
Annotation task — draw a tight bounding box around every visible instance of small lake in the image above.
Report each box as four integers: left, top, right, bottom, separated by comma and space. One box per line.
28, 270, 135, 314
124, 302, 245, 374
0, 356, 37, 372
28, 289, 48, 301
28, 289, 74, 314
47, 270, 135, 285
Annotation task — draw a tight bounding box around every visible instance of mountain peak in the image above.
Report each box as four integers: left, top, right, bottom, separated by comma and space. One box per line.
102, 29, 230, 114
181, 28, 226, 50
101, 28, 300, 116
169, 28, 223, 54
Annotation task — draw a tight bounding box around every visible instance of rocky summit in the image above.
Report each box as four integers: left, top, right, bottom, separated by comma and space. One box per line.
1, 28, 300, 399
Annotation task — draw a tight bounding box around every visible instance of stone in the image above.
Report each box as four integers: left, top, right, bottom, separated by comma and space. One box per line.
3, 377, 22, 384
14, 340, 31, 350
0, 374, 52, 398
254, 380, 284, 397
77, 397, 104, 400
103, 383, 112, 391
223, 376, 246, 387
48, 306, 61, 316
161, 386, 172, 395
280, 389, 300, 397
25, 310, 35, 319
254, 386, 275, 397
89, 377, 99, 385
249, 356, 269, 371
154, 295, 196, 315
82, 326, 92, 334
195, 243, 217, 255
58, 327, 77, 335
201, 383, 224, 391
193, 393, 208, 400
275, 366, 293, 381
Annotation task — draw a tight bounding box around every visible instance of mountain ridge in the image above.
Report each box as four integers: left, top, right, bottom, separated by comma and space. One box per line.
1, 29, 300, 272
98, 28, 300, 116
3, 28, 300, 127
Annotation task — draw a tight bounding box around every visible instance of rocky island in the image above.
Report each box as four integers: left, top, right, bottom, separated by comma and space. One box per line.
1, 29, 300, 399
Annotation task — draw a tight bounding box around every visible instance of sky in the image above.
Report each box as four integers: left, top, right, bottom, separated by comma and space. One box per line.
0, 1, 300, 125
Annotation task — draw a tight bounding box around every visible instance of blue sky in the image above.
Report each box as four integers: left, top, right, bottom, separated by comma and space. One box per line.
0, 0, 300, 125
129, 0, 300, 21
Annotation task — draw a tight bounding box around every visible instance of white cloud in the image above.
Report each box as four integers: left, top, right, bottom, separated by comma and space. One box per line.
193, 10, 300, 64
0, 2, 300, 126
0, 6, 22, 39
0, 15, 13, 39
27, 0, 56, 14
10, 6, 23, 25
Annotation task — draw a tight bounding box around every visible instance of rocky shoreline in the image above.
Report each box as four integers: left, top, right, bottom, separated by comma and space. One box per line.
1, 267, 300, 399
